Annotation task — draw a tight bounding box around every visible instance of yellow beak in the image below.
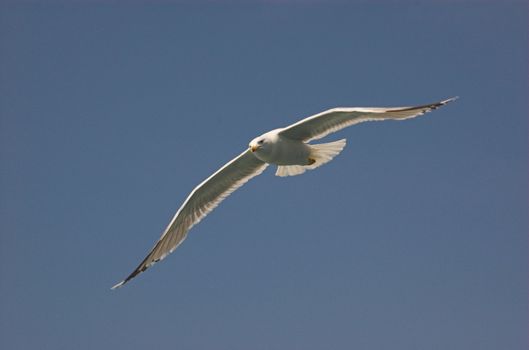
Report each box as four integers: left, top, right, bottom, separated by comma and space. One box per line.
250, 145, 258, 152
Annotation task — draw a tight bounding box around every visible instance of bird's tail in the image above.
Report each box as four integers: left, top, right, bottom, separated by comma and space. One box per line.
275, 165, 307, 177
306, 139, 347, 170
274, 139, 347, 177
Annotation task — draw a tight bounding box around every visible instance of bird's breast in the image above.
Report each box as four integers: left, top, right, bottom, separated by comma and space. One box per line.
254, 137, 310, 166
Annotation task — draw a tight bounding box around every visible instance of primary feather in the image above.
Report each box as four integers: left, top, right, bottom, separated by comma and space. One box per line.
112, 150, 267, 289
279, 97, 457, 142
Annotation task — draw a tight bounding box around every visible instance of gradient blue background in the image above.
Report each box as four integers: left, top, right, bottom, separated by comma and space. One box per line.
1, 1, 527, 349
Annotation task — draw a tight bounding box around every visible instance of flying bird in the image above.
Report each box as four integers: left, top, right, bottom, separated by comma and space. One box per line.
112, 97, 457, 289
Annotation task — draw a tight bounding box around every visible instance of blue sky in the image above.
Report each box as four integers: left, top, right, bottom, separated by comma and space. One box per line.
1, 1, 527, 349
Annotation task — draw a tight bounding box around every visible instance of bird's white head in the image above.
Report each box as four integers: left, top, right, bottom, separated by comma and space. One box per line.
249, 129, 281, 154
249, 136, 267, 153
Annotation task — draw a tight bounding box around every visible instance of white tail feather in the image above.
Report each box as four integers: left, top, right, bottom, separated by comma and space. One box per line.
306, 139, 346, 170
275, 139, 346, 177
275, 165, 307, 177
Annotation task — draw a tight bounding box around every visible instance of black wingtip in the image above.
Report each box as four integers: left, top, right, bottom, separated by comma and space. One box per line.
111, 280, 125, 290
431, 96, 459, 109
394, 96, 458, 113
441, 96, 459, 104
111, 263, 150, 290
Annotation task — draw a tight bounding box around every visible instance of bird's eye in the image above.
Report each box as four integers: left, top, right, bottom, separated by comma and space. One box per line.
258, 140, 264, 144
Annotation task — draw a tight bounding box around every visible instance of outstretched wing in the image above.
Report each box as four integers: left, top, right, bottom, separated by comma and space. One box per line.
279, 97, 457, 142
112, 149, 268, 289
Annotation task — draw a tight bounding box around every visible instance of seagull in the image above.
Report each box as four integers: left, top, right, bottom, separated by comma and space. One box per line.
112, 97, 457, 289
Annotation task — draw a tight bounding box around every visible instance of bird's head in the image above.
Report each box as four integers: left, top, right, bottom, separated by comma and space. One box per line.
249, 137, 267, 153
249, 129, 281, 155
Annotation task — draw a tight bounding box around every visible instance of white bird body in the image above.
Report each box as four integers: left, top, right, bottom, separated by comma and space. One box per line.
250, 129, 312, 166
112, 97, 457, 289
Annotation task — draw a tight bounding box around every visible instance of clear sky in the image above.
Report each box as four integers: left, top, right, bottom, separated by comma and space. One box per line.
1, 1, 527, 349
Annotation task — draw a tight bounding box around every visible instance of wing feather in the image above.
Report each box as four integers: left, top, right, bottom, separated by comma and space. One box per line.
112, 149, 268, 289
279, 97, 457, 142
